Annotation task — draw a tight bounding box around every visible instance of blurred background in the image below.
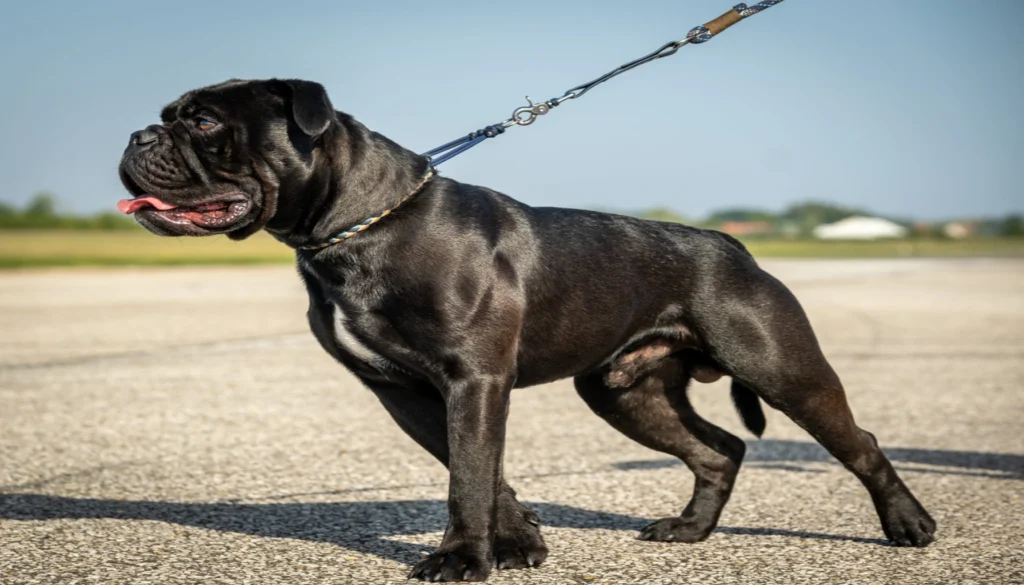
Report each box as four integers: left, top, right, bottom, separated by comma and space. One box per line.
2, 3, 1023, 583
0, 0, 1021, 265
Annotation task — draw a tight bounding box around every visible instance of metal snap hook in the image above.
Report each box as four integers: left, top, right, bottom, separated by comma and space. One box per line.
511, 96, 551, 126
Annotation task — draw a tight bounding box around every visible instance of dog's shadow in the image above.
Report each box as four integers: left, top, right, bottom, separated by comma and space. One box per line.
3, 438, 1020, 565
0, 494, 890, 565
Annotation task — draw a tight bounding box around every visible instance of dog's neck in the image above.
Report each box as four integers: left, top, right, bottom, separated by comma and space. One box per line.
264, 113, 432, 250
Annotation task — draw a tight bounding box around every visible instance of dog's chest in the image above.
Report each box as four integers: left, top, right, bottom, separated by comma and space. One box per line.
330, 302, 383, 365
300, 256, 401, 372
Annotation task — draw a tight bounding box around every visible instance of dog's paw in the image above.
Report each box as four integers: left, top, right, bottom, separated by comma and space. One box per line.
638, 517, 714, 543
494, 509, 548, 570
880, 495, 936, 547
408, 543, 491, 582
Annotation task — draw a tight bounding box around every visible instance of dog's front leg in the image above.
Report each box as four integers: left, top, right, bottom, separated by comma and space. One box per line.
408, 373, 513, 582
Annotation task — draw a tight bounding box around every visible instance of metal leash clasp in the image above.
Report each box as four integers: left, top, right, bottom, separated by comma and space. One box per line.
508, 96, 553, 127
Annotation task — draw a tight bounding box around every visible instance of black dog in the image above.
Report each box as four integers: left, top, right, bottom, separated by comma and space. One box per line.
118, 79, 935, 581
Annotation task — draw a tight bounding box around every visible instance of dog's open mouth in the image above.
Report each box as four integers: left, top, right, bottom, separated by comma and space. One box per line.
117, 195, 252, 229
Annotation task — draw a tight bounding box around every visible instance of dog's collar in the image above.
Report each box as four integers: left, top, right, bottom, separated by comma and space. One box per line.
297, 170, 435, 251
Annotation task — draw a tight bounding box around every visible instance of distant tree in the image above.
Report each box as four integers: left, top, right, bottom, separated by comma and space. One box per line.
640, 207, 689, 224
1002, 214, 1023, 237
90, 212, 138, 230
910, 222, 937, 239
0, 193, 136, 230
25, 192, 58, 219
705, 208, 777, 226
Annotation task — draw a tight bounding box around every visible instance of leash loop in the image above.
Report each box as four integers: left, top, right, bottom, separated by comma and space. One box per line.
421, 0, 787, 166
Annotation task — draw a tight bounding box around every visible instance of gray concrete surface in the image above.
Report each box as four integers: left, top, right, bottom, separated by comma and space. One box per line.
1, 259, 1022, 584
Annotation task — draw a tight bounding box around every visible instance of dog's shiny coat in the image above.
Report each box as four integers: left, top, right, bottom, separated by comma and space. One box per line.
119, 79, 936, 582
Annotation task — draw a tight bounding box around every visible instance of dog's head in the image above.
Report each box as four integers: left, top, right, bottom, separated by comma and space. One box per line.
118, 79, 335, 239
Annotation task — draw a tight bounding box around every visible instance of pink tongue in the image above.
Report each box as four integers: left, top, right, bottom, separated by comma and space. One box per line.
117, 196, 178, 214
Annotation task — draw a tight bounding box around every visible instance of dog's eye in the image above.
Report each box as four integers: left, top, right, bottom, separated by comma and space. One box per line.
195, 117, 218, 131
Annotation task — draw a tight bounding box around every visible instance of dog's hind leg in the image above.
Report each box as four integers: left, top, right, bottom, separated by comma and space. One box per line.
701, 271, 936, 546
366, 379, 548, 570
575, 358, 746, 542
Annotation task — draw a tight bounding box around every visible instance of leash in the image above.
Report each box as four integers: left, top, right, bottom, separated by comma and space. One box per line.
303, 1, 785, 250
422, 1, 786, 167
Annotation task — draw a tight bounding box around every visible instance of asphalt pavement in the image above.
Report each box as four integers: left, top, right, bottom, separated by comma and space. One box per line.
1, 259, 1022, 584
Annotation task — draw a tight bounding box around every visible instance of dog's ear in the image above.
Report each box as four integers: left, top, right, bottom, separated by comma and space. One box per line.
281, 79, 335, 137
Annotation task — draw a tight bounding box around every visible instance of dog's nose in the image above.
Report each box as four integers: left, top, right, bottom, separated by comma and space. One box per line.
129, 127, 159, 150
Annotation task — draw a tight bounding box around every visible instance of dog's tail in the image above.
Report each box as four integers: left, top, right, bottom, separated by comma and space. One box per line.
730, 380, 766, 438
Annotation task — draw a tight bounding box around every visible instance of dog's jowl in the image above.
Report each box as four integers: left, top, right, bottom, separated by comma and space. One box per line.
118, 79, 936, 582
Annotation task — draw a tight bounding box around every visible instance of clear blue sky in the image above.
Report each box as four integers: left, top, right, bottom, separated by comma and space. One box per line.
1, 0, 1021, 221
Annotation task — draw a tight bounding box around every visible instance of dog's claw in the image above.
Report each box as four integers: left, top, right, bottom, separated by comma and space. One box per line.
879, 493, 936, 548
493, 537, 548, 570
492, 504, 548, 571
408, 545, 490, 582
639, 517, 714, 543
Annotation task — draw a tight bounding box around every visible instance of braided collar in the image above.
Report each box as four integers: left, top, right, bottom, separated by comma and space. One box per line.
298, 170, 435, 251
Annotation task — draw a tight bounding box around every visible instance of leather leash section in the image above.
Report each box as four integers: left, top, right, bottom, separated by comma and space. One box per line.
704, 6, 745, 35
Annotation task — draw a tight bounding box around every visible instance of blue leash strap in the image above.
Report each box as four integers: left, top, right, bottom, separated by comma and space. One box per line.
421, 124, 506, 167
421, 1, 786, 168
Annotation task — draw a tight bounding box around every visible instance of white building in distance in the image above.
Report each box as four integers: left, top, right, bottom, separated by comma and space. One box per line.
813, 216, 908, 240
